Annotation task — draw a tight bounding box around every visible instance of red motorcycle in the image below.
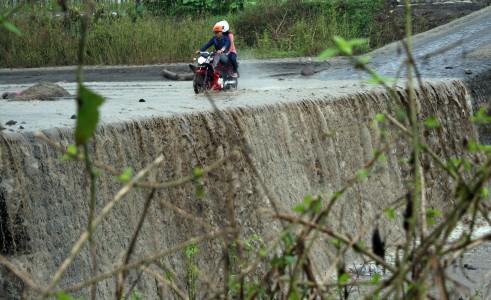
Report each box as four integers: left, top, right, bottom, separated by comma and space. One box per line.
189, 51, 238, 94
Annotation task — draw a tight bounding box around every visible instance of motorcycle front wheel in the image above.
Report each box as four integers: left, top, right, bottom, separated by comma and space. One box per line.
193, 74, 204, 94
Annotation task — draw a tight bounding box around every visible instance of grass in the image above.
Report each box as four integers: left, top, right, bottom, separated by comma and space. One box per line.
0, 0, 389, 68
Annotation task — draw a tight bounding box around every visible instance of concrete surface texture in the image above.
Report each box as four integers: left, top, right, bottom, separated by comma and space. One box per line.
0, 7, 490, 300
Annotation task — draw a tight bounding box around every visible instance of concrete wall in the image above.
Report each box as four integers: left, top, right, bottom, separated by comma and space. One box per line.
0, 80, 477, 299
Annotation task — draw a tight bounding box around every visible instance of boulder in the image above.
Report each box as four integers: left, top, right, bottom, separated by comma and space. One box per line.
12, 82, 70, 101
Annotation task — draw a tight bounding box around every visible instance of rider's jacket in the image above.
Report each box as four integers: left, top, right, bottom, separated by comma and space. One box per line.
200, 35, 231, 53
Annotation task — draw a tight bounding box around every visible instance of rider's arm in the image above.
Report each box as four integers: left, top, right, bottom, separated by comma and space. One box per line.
200, 37, 215, 52
221, 36, 231, 53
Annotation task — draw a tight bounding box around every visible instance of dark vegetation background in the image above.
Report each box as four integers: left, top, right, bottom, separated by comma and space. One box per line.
0, 0, 398, 67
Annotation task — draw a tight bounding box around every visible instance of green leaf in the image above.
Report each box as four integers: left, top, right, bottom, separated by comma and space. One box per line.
358, 56, 371, 64
338, 273, 350, 285
75, 84, 105, 145
293, 203, 306, 214
370, 273, 382, 285
480, 187, 489, 199
61, 144, 78, 161
348, 38, 369, 47
195, 183, 205, 199
311, 198, 322, 213
396, 108, 407, 122
357, 169, 369, 181
288, 290, 301, 300
426, 208, 442, 225
317, 48, 339, 60
259, 248, 268, 257
131, 290, 143, 300
185, 244, 199, 258
333, 36, 352, 55
467, 141, 491, 154
330, 238, 342, 249
424, 116, 441, 129
117, 167, 133, 183
56, 292, 74, 300
164, 270, 174, 281
357, 239, 366, 250
193, 166, 204, 178
284, 255, 296, 265
281, 232, 295, 248
384, 208, 396, 220
367, 75, 395, 85
468, 141, 480, 152
2, 21, 21, 36
374, 113, 386, 122
471, 107, 491, 125
56, 292, 83, 300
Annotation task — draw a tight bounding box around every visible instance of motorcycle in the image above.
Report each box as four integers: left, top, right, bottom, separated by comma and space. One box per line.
189, 51, 238, 94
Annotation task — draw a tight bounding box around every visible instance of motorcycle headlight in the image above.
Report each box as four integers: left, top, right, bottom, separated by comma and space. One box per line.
197, 56, 207, 65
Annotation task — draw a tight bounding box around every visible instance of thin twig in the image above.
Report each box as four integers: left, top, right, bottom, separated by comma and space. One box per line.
0, 255, 42, 293
116, 189, 156, 299
142, 266, 189, 300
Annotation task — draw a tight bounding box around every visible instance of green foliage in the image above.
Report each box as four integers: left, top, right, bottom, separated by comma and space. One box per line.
468, 141, 491, 155
374, 113, 386, 123
271, 254, 296, 268
426, 208, 442, 226
61, 144, 79, 161
184, 244, 199, 300
74, 84, 105, 145
0, 10, 21, 36
193, 166, 206, 198
424, 116, 441, 129
370, 273, 382, 285
384, 207, 396, 220
480, 187, 489, 200
144, 0, 245, 15
56, 292, 83, 300
471, 107, 491, 125
293, 195, 322, 214
337, 272, 350, 284
129, 289, 143, 300
116, 167, 133, 183
185, 244, 199, 258
0, 0, 389, 67
366, 74, 395, 85
356, 168, 369, 181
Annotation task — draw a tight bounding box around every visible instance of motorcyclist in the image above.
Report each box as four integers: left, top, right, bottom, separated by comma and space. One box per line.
196, 23, 237, 78
217, 20, 239, 78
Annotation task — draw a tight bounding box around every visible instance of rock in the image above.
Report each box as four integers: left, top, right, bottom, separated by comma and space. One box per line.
13, 82, 70, 101
139, 98, 146, 103
301, 65, 315, 76
70, 114, 77, 120
19, 126, 24, 130
2, 92, 19, 99
5, 120, 17, 126
161, 69, 194, 81
464, 69, 473, 74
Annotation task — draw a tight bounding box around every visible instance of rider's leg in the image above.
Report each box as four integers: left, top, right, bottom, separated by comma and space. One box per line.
228, 52, 238, 74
